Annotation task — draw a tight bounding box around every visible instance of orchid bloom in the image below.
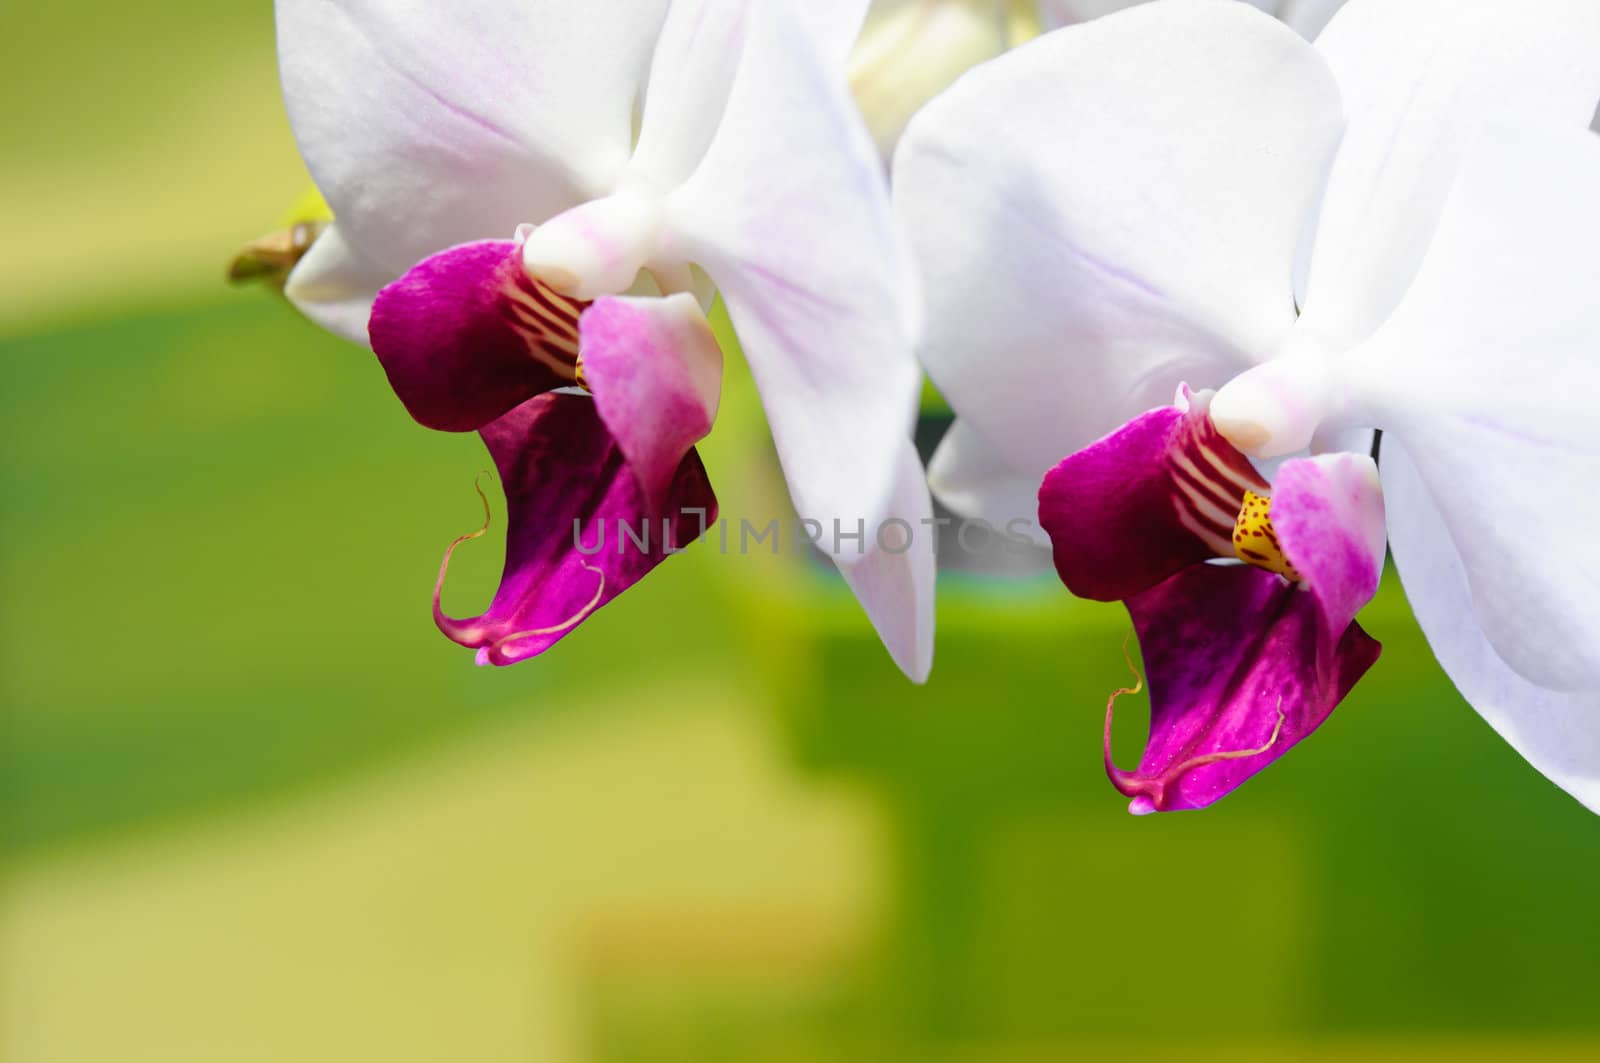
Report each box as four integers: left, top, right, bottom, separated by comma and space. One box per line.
895, 0, 1600, 810
275, 0, 935, 679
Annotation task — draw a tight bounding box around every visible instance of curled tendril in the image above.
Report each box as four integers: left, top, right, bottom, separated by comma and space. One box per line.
433, 469, 496, 619
1102, 628, 1147, 782
1103, 628, 1286, 811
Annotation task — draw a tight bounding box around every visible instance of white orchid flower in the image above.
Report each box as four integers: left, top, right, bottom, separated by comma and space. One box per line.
895, 0, 1600, 809
276, 0, 935, 680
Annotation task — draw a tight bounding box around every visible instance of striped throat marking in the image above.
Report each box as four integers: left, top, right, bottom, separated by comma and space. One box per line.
1168, 414, 1269, 558
498, 266, 591, 385
1164, 401, 1300, 582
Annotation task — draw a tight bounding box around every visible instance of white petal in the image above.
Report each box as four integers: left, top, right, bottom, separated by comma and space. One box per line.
787, 0, 871, 69
1036, 0, 1143, 27
1383, 439, 1600, 814
1039, 0, 1343, 36
1297, 0, 1600, 348
629, 0, 750, 189
927, 418, 1045, 540
832, 440, 938, 683
1344, 120, 1600, 692
893, 0, 1344, 483
632, 0, 864, 190
282, 222, 395, 346
276, 0, 669, 276
668, 0, 925, 535
1278, 0, 1344, 39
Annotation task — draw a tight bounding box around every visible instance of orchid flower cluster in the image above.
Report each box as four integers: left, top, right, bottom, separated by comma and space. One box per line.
265, 0, 1600, 815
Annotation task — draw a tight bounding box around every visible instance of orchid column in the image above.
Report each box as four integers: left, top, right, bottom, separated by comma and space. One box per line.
273, 0, 935, 679
895, 0, 1600, 809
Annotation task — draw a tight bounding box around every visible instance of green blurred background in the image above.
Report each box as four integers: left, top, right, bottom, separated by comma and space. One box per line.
3, 3, 1598, 1060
